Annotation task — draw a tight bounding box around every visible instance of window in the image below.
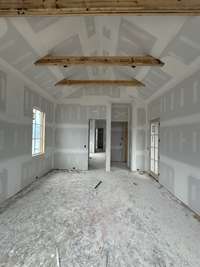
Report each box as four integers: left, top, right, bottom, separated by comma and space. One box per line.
150, 119, 160, 179
32, 108, 45, 156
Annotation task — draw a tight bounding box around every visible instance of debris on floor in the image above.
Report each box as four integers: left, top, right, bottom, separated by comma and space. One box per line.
139, 171, 145, 175
0, 168, 200, 266
94, 180, 102, 189
56, 247, 61, 267
194, 214, 200, 222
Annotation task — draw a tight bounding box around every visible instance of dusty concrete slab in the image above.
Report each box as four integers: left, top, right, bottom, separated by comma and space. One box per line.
0, 168, 200, 267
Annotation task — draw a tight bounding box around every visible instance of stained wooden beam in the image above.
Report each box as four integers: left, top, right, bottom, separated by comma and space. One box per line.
35, 55, 164, 67
0, 0, 199, 15
55, 79, 145, 87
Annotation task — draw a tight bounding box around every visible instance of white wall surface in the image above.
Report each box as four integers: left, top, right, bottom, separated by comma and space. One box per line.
0, 63, 54, 204
54, 104, 107, 170
148, 69, 200, 215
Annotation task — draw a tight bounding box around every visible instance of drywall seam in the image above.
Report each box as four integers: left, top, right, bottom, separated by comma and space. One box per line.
146, 60, 200, 104
56, 124, 88, 129
0, 58, 55, 103
161, 113, 200, 127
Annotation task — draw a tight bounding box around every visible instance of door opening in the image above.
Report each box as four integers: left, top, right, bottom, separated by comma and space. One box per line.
150, 119, 160, 180
111, 121, 128, 168
88, 119, 106, 170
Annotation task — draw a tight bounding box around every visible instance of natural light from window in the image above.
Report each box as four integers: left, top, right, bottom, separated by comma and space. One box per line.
32, 108, 45, 157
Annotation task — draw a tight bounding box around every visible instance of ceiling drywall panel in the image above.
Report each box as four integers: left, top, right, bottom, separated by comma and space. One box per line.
1, 16, 200, 102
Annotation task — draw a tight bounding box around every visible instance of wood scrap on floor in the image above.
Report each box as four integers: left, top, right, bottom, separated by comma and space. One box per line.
56, 247, 61, 267
94, 181, 102, 189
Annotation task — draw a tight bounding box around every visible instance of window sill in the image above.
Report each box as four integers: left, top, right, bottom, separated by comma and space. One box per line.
32, 153, 45, 159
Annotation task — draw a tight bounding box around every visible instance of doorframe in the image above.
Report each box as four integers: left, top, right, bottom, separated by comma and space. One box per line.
149, 118, 160, 180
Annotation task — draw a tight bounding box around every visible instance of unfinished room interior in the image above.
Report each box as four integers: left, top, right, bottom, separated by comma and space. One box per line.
1, 1, 200, 266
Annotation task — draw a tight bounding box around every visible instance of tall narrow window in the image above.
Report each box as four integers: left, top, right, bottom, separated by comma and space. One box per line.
32, 108, 45, 156
150, 119, 160, 179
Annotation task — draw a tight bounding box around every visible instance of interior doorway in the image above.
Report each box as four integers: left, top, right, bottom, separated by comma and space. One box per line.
88, 119, 106, 170
150, 119, 160, 180
111, 121, 128, 168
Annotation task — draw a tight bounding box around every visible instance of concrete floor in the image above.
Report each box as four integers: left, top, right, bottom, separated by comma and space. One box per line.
0, 168, 200, 267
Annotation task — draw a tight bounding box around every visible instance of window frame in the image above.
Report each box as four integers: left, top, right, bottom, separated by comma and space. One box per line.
149, 118, 160, 180
32, 107, 46, 157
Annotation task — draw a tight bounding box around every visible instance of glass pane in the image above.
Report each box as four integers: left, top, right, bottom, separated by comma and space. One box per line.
151, 148, 154, 160
155, 148, 158, 161
155, 161, 158, 175
32, 108, 45, 156
35, 125, 41, 139
32, 140, 35, 154
151, 135, 155, 147
32, 124, 36, 139
154, 124, 159, 134
151, 124, 155, 134
154, 135, 159, 148
34, 139, 41, 153
35, 110, 41, 124
33, 109, 36, 123
151, 160, 154, 172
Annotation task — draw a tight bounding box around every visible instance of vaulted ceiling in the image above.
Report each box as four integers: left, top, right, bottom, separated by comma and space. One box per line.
1, 16, 200, 102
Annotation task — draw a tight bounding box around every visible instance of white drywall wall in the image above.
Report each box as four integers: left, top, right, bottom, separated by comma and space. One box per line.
54, 104, 107, 170
0, 63, 55, 204
148, 69, 200, 215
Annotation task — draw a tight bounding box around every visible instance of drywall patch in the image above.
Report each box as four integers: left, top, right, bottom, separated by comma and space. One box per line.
51, 34, 83, 55
0, 20, 57, 96
144, 69, 172, 98
112, 104, 129, 122
148, 97, 161, 120
137, 108, 146, 127
0, 120, 31, 161
159, 162, 175, 193
102, 26, 111, 39
161, 70, 200, 121
66, 86, 120, 99
160, 123, 200, 168
84, 17, 96, 38
54, 152, 88, 170
0, 169, 8, 203
136, 155, 145, 171
0, 71, 7, 113
188, 176, 200, 214
0, 129, 4, 151
55, 128, 88, 149
162, 17, 200, 65
26, 17, 59, 33
24, 87, 54, 123
117, 17, 156, 55
21, 160, 34, 188
136, 129, 146, 151
46, 126, 53, 148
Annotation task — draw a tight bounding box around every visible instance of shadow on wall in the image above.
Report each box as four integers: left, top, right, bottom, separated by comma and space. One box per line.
188, 176, 200, 215
0, 169, 8, 203
159, 162, 175, 194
